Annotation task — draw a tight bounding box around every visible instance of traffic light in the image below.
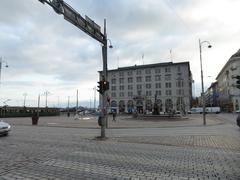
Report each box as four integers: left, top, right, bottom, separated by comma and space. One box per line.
97, 80, 109, 94
236, 75, 240, 89
97, 81, 104, 94
103, 81, 109, 91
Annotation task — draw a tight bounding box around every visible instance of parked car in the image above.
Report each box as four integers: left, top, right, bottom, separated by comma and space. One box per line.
0, 120, 11, 136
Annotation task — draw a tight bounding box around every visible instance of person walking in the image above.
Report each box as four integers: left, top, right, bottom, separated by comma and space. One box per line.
112, 111, 117, 122
237, 113, 240, 127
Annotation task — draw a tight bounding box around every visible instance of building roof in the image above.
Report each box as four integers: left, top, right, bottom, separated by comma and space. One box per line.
99, 61, 190, 73
230, 49, 240, 58
216, 49, 240, 79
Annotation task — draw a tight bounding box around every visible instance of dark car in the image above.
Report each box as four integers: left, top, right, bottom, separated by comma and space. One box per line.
0, 120, 11, 136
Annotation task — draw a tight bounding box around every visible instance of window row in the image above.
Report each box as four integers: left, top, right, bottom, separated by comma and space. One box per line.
111, 90, 184, 97
110, 82, 185, 90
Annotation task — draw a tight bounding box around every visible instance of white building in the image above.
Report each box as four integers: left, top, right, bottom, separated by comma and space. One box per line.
99, 62, 192, 114
216, 49, 240, 112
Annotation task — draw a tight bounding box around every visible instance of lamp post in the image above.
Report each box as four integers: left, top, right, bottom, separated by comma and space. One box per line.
0, 57, 8, 85
23, 93, 27, 107
199, 39, 212, 125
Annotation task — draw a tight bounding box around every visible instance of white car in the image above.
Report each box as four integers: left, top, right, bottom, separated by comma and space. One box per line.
0, 120, 11, 136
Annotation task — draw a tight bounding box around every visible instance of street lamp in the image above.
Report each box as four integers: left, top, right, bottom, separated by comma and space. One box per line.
107, 39, 113, 49
0, 57, 9, 85
199, 39, 212, 125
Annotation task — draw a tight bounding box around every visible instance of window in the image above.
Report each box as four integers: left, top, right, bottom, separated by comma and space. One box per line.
119, 78, 124, 84
137, 84, 142, 90
136, 76, 142, 82
166, 90, 172, 96
119, 92, 124, 97
145, 69, 151, 74
165, 74, 171, 81
136, 69, 142, 75
155, 75, 161, 81
128, 92, 133, 97
146, 84, 151, 89
111, 79, 116, 84
155, 68, 161, 74
146, 91, 152, 96
128, 85, 133, 90
145, 76, 151, 82
155, 83, 161, 89
165, 82, 171, 88
128, 77, 133, 83
111, 92, 116, 97
177, 66, 181, 72
165, 67, 171, 73
119, 71, 124, 76
119, 85, 124, 90
111, 86, 116, 91
137, 91, 142, 96
176, 80, 184, 87
176, 89, 184, 95
127, 71, 132, 76
155, 90, 161, 96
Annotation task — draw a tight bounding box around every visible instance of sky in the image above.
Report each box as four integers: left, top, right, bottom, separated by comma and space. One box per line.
0, 0, 239, 108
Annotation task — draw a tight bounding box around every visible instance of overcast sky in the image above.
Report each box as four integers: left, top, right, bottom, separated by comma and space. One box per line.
0, 0, 239, 107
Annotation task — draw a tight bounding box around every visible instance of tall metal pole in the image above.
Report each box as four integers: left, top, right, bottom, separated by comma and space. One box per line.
37, 94, 40, 118
101, 19, 108, 138
93, 87, 96, 110
67, 96, 70, 117
0, 58, 2, 85
23, 93, 27, 107
199, 39, 206, 125
76, 89, 78, 115
0, 57, 8, 86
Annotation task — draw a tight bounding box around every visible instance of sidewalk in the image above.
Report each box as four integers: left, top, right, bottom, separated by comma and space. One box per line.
3, 114, 223, 129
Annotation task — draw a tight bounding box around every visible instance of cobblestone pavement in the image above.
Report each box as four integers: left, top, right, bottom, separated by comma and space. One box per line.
0, 124, 240, 180
2, 114, 223, 129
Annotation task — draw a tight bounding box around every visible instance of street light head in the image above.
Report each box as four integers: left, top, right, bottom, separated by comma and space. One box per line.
5, 65, 8, 68
109, 45, 113, 49
208, 45, 212, 48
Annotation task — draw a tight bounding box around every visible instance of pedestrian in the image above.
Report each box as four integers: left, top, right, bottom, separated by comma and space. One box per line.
236, 113, 240, 127
112, 110, 117, 122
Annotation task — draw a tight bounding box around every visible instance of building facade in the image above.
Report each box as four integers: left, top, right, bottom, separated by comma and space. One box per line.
216, 49, 240, 112
99, 62, 192, 114
205, 82, 219, 107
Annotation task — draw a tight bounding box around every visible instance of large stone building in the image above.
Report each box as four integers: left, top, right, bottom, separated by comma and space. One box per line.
216, 49, 240, 112
205, 82, 219, 107
99, 62, 192, 114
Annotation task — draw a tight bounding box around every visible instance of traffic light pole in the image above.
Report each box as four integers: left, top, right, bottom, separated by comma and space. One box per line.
38, 0, 109, 138
101, 19, 107, 138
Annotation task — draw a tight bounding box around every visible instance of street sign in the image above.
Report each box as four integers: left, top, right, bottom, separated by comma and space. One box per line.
85, 15, 101, 32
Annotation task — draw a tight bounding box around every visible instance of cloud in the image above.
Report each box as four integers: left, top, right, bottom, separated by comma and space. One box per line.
0, 0, 240, 107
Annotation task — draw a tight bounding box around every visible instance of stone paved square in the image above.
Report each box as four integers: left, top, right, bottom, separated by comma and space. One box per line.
0, 114, 240, 179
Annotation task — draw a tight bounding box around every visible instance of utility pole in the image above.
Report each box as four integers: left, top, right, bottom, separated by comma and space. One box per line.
23, 93, 27, 107
0, 57, 8, 86
67, 96, 70, 116
38, 0, 110, 138
76, 89, 78, 115
37, 94, 40, 118
93, 86, 96, 111
43, 91, 50, 107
